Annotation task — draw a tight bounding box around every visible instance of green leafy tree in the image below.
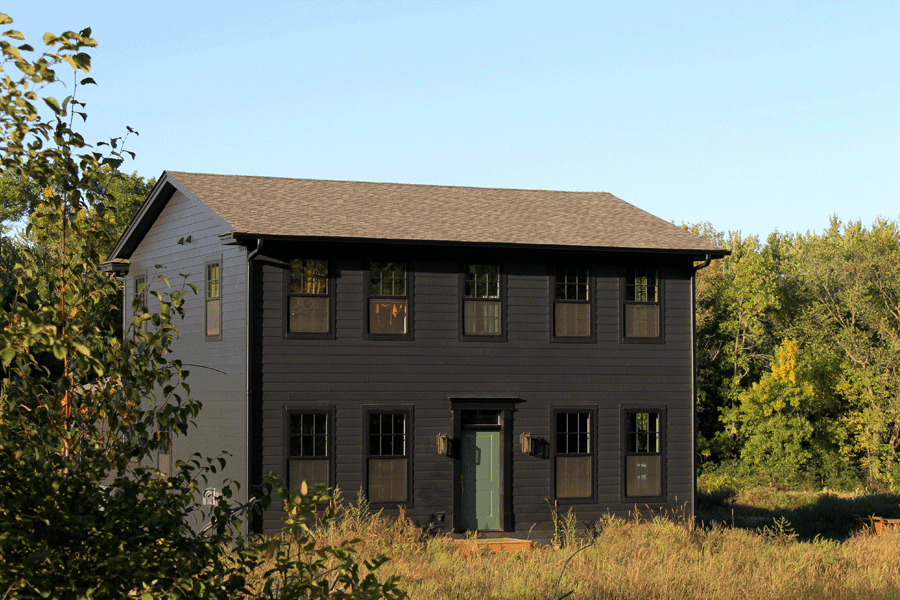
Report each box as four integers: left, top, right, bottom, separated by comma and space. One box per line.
0, 15, 405, 599
685, 224, 789, 464
787, 218, 900, 487
729, 339, 841, 486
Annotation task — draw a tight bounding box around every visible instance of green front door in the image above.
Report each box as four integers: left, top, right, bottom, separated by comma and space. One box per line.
461, 429, 500, 530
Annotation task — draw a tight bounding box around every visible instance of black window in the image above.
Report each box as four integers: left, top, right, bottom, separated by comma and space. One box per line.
288, 411, 331, 492
367, 411, 409, 504
367, 263, 410, 337
463, 264, 502, 336
624, 410, 664, 498
289, 259, 330, 334
554, 267, 591, 339
624, 268, 660, 339
554, 411, 593, 499
205, 261, 221, 340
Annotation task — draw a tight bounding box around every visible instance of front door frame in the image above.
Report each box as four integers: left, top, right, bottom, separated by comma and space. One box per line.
449, 398, 518, 532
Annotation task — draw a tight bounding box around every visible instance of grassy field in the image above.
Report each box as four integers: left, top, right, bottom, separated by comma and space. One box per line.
248, 487, 900, 600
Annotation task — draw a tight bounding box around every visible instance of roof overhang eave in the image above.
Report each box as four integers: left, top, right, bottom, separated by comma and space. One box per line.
219, 231, 729, 260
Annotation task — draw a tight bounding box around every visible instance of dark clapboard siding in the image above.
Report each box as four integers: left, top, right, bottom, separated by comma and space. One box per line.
253, 241, 696, 537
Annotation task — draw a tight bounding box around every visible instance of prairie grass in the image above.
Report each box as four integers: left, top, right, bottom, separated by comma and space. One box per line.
247, 488, 900, 600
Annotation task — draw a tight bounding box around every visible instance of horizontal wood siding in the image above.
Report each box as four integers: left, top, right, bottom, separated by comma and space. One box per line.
254, 243, 696, 537
128, 190, 249, 504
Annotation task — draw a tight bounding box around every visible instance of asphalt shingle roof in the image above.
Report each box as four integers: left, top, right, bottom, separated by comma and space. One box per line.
165, 171, 725, 254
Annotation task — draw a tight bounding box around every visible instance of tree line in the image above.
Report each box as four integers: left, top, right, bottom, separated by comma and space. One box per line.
687, 219, 900, 490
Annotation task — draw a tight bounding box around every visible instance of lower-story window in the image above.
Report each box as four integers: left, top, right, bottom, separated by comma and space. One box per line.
624, 409, 665, 498
288, 411, 331, 491
367, 411, 409, 504
554, 410, 594, 500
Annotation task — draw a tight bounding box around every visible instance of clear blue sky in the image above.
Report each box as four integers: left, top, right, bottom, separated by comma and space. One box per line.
8, 1, 899, 240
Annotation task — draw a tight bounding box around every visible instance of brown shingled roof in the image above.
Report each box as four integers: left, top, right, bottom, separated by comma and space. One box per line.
165, 171, 725, 254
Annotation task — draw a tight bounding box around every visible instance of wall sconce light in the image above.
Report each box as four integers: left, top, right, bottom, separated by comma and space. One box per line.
520, 432, 532, 454
436, 433, 450, 456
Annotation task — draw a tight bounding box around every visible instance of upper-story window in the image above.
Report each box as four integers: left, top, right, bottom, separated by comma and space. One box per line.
624, 268, 661, 339
205, 261, 221, 341
367, 262, 410, 337
553, 267, 591, 339
463, 264, 502, 337
289, 259, 330, 334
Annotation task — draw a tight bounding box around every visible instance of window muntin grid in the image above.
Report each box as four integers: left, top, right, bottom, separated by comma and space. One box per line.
368, 413, 407, 457
464, 264, 500, 298
369, 263, 406, 297
555, 267, 589, 301
626, 411, 660, 454
556, 412, 591, 455
289, 413, 329, 458
625, 269, 657, 302
291, 259, 328, 295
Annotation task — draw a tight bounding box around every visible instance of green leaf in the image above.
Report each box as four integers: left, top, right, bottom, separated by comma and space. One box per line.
42, 96, 62, 115
0, 348, 15, 366
3, 29, 24, 40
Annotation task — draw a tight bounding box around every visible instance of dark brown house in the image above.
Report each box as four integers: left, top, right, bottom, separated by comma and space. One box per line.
105, 171, 726, 537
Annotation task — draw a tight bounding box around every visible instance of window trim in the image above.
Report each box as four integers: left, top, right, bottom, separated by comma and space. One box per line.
284, 259, 336, 340
205, 258, 222, 342
364, 262, 413, 341
621, 406, 667, 502
361, 405, 414, 507
459, 263, 507, 342
550, 266, 596, 343
283, 405, 336, 495
550, 405, 598, 503
131, 271, 148, 334
620, 267, 666, 344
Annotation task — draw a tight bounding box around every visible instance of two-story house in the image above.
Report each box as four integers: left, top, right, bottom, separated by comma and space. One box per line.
104, 171, 726, 537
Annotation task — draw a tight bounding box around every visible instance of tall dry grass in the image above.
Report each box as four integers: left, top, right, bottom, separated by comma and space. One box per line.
247, 490, 900, 600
